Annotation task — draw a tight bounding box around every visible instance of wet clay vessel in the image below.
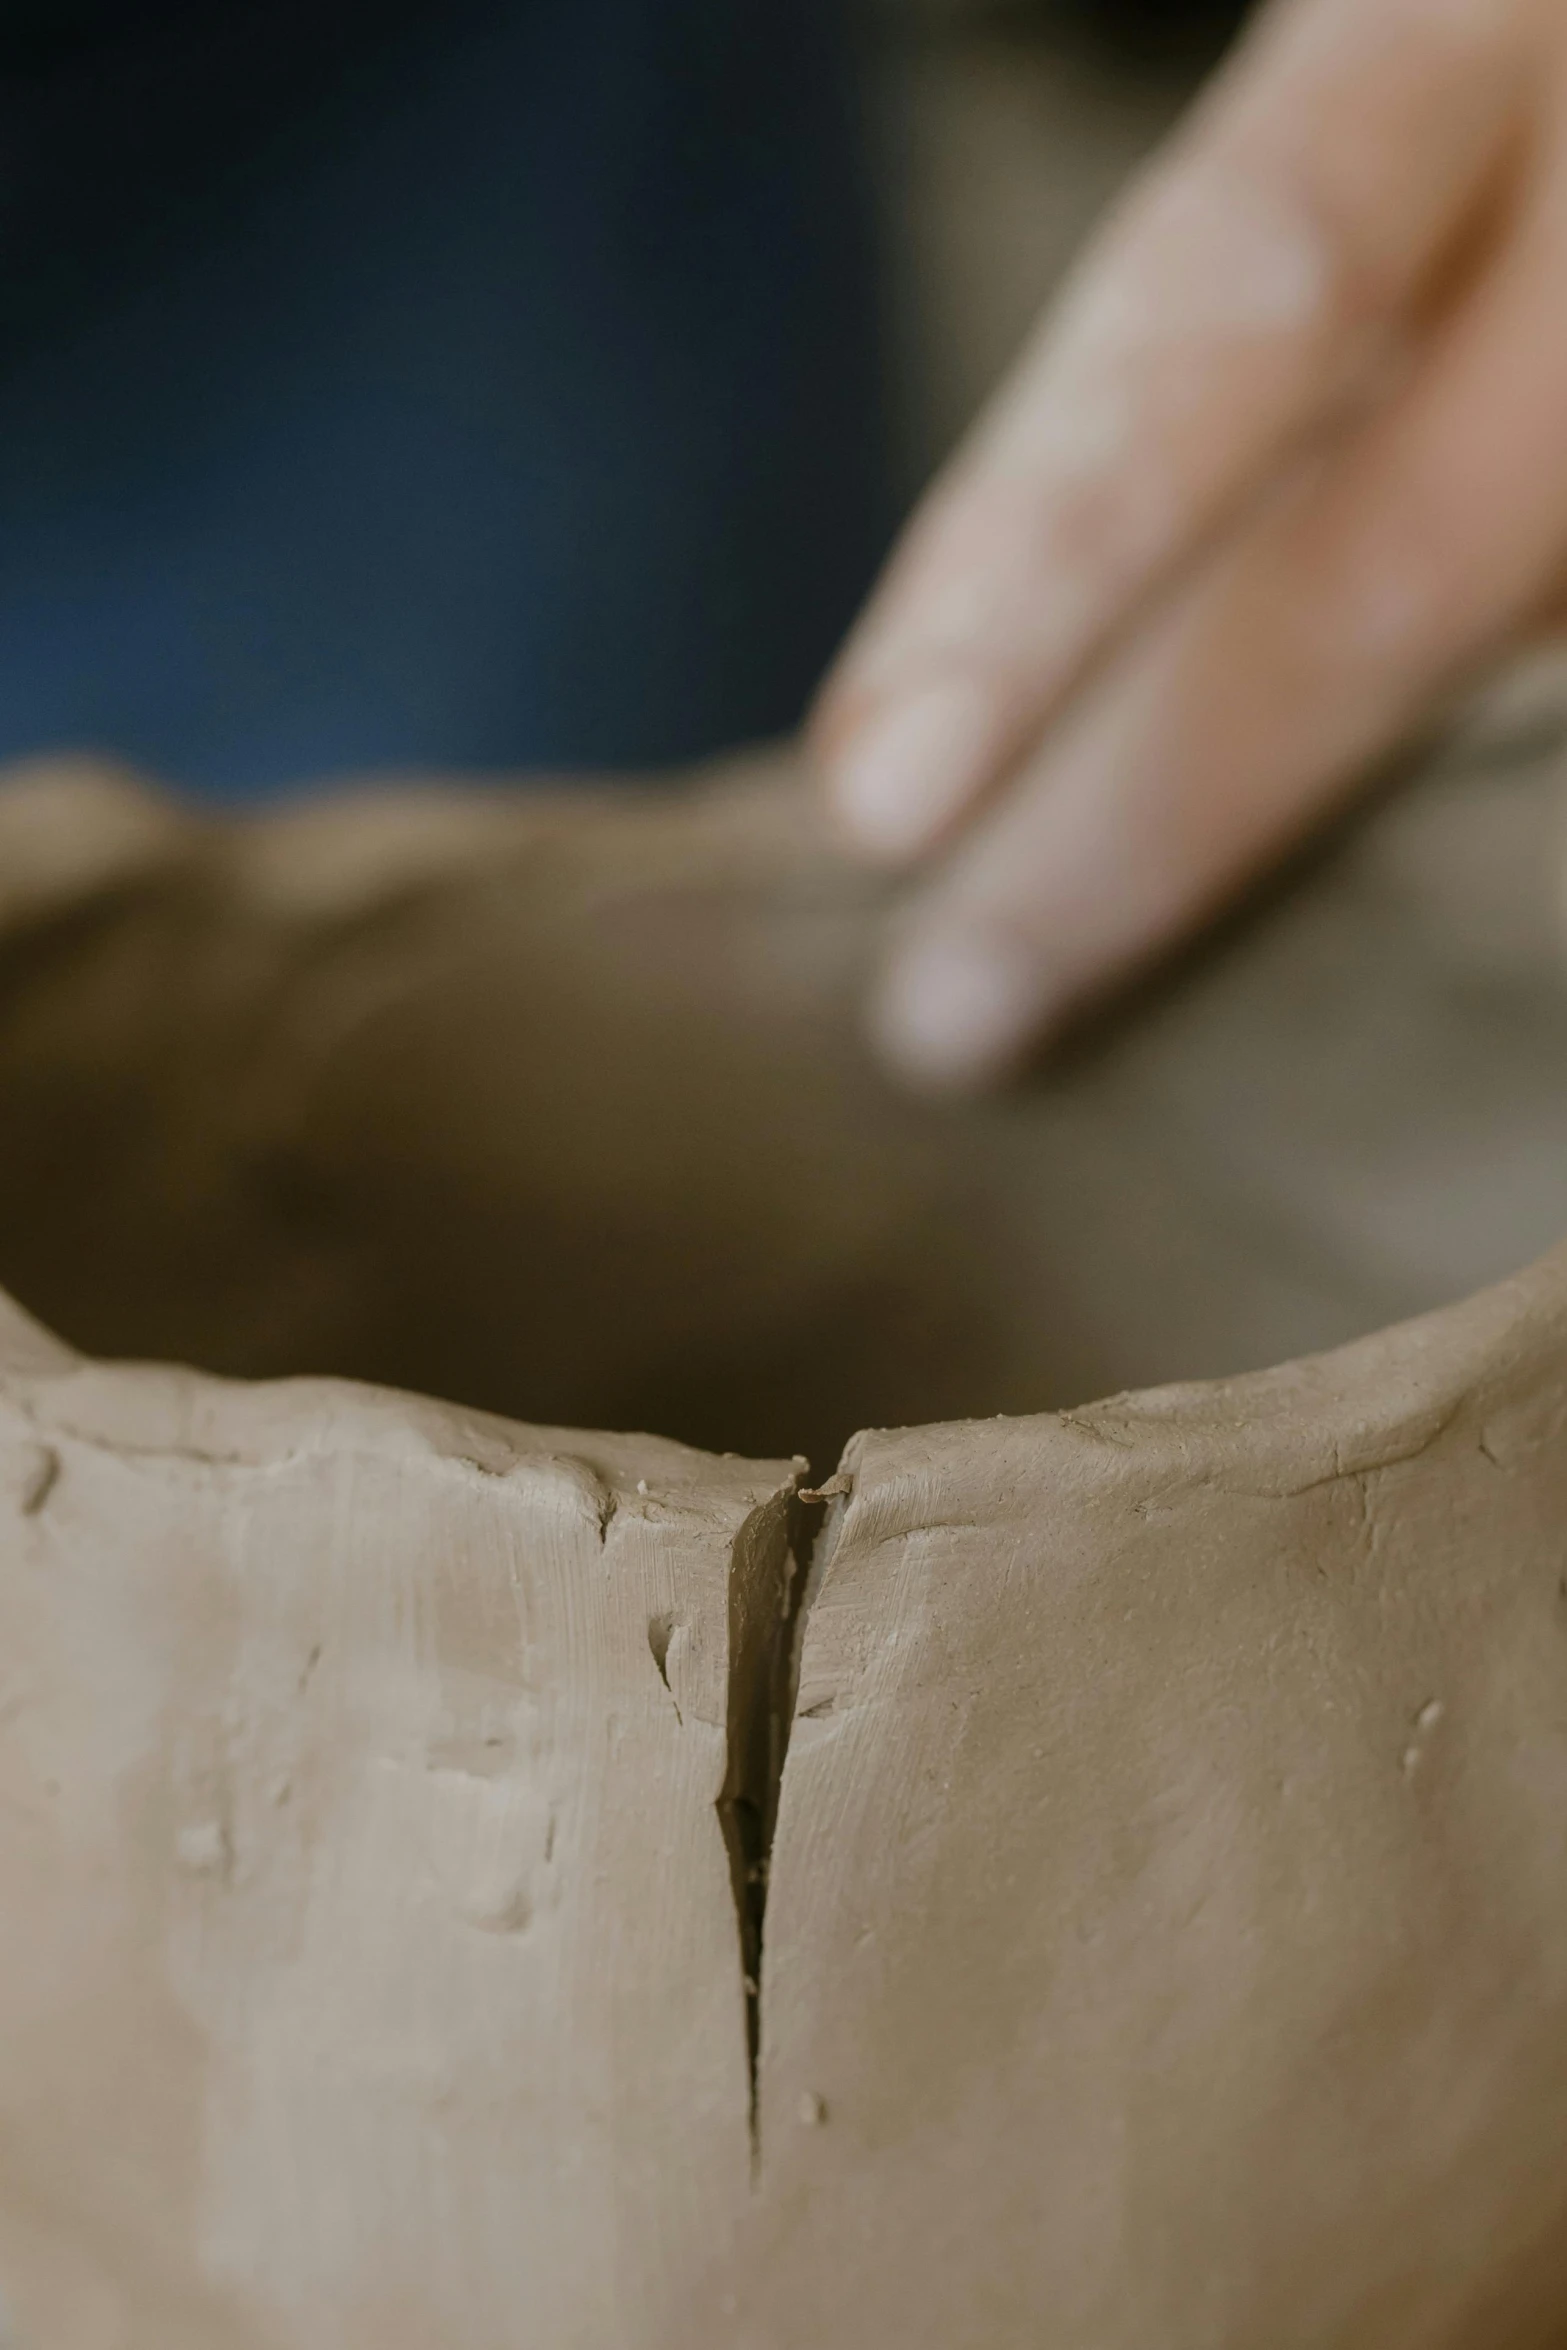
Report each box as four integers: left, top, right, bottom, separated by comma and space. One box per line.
1, 686, 1566, 2346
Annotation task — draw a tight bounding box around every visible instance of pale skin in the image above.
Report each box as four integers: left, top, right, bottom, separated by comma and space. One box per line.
814, 0, 1567, 1089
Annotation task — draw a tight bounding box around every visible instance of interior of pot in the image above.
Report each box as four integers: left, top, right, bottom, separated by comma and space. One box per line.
0, 704, 1565, 1477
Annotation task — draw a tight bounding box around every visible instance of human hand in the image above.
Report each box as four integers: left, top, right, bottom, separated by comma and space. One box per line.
815, 0, 1567, 1088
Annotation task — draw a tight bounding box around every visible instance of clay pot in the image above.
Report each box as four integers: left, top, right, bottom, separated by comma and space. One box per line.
0, 687, 1565, 2345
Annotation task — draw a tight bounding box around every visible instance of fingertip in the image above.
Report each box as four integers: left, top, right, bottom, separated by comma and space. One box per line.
819, 678, 1002, 867
866, 926, 1057, 1094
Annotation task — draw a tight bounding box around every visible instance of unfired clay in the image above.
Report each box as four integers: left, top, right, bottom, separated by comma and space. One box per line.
0, 680, 1565, 2345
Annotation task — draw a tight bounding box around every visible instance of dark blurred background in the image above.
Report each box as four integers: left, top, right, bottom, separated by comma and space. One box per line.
0, 0, 1251, 797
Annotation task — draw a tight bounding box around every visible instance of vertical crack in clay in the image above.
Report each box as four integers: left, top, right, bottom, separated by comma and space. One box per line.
717, 1488, 803, 2175
646, 1614, 683, 1723
717, 1467, 853, 2176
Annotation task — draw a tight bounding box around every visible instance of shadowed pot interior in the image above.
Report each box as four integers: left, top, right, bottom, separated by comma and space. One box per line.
0, 681, 1565, 1475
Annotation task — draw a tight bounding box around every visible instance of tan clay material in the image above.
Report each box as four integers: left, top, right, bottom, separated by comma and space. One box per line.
4, 1249, 1567, 2343
0, 692, 1564, 2343
746, 1251, 1567, 2349
0, 1288, 800, 2346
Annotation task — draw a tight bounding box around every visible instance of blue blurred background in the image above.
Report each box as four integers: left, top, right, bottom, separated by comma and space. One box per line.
0, 0, 1247, 797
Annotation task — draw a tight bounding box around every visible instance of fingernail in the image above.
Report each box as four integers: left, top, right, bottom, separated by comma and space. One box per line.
868, 929, 1048, 1092
829, 681, 996, 863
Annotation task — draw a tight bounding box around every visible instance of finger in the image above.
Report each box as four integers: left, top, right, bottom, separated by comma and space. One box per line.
817, 0, 1531, 866
868, 105, 1567, 1089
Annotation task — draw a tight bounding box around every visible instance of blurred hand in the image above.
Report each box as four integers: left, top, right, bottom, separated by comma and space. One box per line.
815, 0, 1567, 1088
